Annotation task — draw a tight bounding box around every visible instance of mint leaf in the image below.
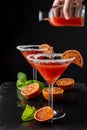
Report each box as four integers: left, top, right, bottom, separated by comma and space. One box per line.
17, 72, 27, 82
26, 80, 34, 85
16, 80, 27, 90
21, 105, 36, 121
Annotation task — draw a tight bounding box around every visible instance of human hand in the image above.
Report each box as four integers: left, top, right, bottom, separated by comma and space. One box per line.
52, 0, 83, 19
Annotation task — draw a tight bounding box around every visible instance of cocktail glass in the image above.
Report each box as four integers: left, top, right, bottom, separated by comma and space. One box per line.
16, 45, 45, 80
27, 53, 75, 121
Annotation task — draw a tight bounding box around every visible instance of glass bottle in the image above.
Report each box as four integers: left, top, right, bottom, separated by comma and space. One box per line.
39, 4, 85, 27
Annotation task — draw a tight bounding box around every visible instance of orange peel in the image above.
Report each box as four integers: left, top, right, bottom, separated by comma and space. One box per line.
39, 43, 54, 54
61, 50, 83, 67
56, 78, 75, 90
34, 106, 54, 122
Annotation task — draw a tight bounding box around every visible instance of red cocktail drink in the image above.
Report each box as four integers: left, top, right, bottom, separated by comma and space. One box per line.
21, 49, 44, 67
34, 62, 70, 84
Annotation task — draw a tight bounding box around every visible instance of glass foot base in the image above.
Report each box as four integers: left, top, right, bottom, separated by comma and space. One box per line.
53, 110, 66, 120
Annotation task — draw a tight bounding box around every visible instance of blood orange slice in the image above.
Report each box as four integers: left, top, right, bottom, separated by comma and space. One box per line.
39, 43, 54, 54
61, 50, 83, 67
21, 83, 40, 99
34, 106, 54, 122
42, 87, 64, 101
56, 78, 75, 90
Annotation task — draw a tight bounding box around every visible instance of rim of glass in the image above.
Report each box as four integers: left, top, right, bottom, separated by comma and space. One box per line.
16, 45, 44, 51
27, 53, 75, 63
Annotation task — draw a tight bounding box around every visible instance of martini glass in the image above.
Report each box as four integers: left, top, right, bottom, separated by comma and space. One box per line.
16, 45, 45, 80
27, 53, 75, 121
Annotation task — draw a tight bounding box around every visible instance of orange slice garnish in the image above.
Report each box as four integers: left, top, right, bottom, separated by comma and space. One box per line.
56, 78, 75, 90
61, 50, 83, 67
21, 83, 40, 99
39, 43, 54, 54
42, 87, 64, 101
34, 106, 54, 122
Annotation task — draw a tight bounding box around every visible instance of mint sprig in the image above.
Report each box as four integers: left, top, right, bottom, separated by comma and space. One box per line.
16, 72, 45, 92
17, 72, 27, 82
21, 104, 36, 121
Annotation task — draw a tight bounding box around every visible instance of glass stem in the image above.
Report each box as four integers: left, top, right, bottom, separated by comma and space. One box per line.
48, 84, 54, 109
48, 83, 54, 123
33, 68, 37, 80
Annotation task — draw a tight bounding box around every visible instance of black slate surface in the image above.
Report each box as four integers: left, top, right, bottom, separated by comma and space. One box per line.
0, 82, 87, 130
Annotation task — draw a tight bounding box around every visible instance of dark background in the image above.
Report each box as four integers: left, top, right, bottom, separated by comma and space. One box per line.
0, 0, 87, 84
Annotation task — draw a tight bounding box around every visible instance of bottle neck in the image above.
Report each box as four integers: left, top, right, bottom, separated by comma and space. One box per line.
39, 11, 49, 21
